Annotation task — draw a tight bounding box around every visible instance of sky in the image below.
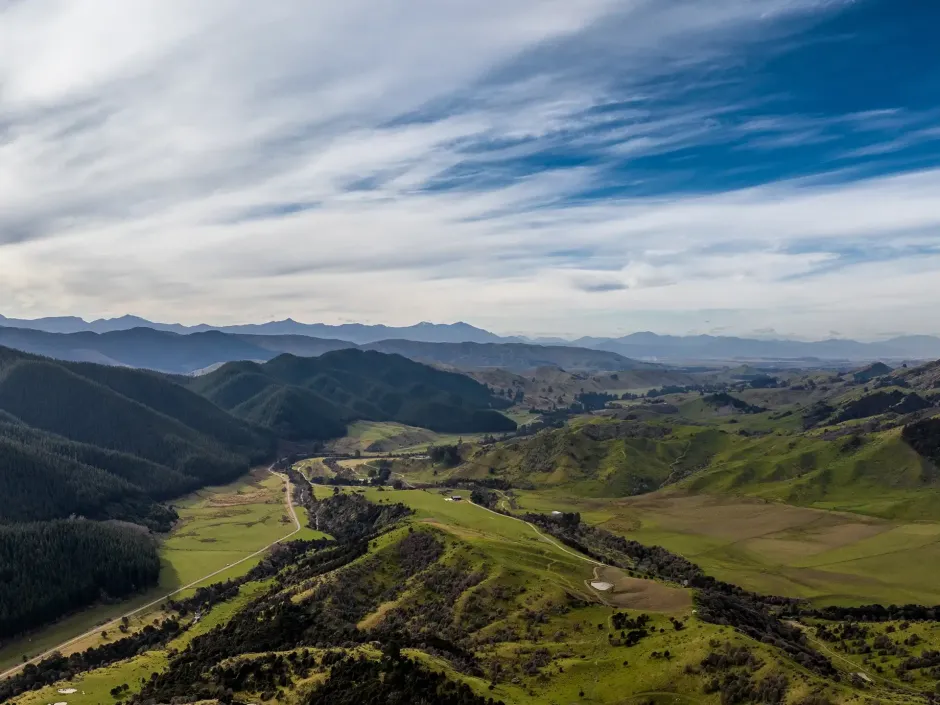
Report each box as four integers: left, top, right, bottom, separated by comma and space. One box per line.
2, 0, 939, 340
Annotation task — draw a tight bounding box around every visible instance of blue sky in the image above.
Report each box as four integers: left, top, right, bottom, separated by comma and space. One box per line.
1, 0, 938, 339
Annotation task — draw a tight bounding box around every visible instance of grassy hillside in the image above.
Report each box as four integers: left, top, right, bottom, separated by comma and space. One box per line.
681, 428, 940, 520
9, 488, 915, 705
405, 410, 940, 521
190, 348, 517, 440
434, 420, 695, 497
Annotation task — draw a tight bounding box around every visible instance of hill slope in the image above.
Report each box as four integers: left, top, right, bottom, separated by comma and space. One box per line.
0, 346, 271, 526
0, 345, 274, 638
189, 348, 517, 440
4, 490, 889, 705
363, 339, 657, 372
429, 409, 940, 520
0, 325, 353, 373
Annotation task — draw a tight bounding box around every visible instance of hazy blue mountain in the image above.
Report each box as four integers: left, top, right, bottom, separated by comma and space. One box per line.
590, 332, 940, 362
5, 312, 939, 363
361, 339, 660, 372
0, 326, 351, 373
0, 327, 272, 372
0, 314, 507, 344
211, 319, 510, 344
0, 326, 635, 375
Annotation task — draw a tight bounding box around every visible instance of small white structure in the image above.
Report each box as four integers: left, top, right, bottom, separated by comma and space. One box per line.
58, 689, 77, 695
551, 511, 563, 516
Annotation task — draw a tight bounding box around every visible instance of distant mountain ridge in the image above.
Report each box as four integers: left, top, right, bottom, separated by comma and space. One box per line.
360, 339, 658, 373
586, 332, 940, 362
4, 313, 939, 361
0, 314, 507, 344
0, 326, 653, 374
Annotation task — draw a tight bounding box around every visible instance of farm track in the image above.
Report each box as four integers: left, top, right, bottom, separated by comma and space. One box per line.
0, 466, 300, 682
468, 499, 605, 567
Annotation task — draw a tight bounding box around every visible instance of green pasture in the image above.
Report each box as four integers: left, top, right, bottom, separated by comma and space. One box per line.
0, 470, 302, 672
511, 489, 940, 607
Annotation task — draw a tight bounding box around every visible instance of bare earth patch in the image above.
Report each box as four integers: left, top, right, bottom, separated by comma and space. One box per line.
588, 566, 692, 612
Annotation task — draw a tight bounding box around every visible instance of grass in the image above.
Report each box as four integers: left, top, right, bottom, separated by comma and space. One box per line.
327, 420, 501, 455
8, 479, 896, 705
0, 469, 311, 671
15, 581, 272, 705
385, 414, 940, 607
802, 618, 940, 694
681, 427, 940, 521
511, 489, 940, 606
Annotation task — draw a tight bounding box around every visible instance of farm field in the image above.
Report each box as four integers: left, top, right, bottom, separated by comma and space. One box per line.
512, 490, 940, 607
0, 469, 323, 672
326, 419, 509, 455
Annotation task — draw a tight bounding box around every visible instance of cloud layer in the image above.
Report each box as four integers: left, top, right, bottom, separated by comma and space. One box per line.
2, 0, 939, 339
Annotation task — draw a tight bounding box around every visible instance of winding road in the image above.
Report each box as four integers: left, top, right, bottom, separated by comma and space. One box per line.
0, 466, 300, 682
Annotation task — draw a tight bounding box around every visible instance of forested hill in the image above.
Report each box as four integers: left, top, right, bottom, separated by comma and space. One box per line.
189, 348, 517, 440
0, 345, 274, 638
0, 345, 272, 525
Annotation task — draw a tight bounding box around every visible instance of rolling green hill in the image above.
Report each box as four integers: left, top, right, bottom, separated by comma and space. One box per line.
7, 488, 901, 705
190, 348, 517, 440
680, 427, 940, 520
424, 409, 940, 521
441, 420, 689, 497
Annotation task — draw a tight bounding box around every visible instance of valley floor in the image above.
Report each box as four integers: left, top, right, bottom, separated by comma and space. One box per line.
0, 468, 326, 674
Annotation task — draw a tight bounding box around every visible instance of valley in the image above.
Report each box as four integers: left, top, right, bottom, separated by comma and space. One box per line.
3, 339, 940, 704
7, 4, 940, 702
0, 468, 319, 675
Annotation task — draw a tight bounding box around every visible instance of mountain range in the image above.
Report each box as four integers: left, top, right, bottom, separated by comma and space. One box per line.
579, 332, 940, 362
0, 314, 506, 344
4, 313, 940, 362
0, 326, 653, 374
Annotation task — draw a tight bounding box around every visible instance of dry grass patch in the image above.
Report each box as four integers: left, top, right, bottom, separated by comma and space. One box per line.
589, 566, 692, 612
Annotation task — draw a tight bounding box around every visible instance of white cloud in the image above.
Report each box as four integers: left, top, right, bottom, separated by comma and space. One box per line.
4, 0, 934, 339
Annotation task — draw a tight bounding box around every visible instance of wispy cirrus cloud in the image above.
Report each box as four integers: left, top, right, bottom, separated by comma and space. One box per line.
2, 0, 939, 339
